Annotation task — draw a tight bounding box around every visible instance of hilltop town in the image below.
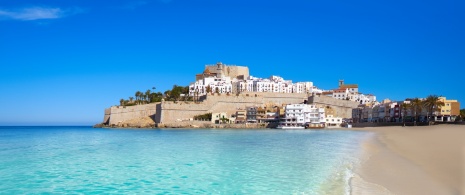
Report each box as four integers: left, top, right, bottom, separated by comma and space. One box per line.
98, 62, 462, 128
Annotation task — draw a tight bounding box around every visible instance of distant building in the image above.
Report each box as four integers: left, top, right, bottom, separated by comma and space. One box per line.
196, 62, 249, 81
246, 107, 258, 123
331, 80, 376, 104
436, 97, 460, 122
211, 112, 229, 124
234, 110, 247, 124
279, 104, 325, 127
325, 115, 343, 127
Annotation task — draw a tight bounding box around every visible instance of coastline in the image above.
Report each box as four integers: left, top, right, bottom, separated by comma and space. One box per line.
351, 125, 464, 194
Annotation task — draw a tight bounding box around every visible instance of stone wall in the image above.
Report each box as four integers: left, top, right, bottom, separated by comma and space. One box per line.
103, 108, 111, 124
158, 92, 308, 123
106, 103, 159, 125
205, 64, 249, 79
103, 93, 361, 126
308, 95, 359, 118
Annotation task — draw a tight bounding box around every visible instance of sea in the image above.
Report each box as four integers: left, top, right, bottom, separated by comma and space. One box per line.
0, 126, 372, 194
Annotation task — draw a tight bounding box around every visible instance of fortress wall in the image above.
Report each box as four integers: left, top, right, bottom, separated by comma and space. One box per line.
205, 65, 249, 79
159, 92, 308, 123
103, 108, 111, 124
107, 103, 159, 125
103, 93, 358, 125
308, 95, 359, 118
227, 66, 249, 79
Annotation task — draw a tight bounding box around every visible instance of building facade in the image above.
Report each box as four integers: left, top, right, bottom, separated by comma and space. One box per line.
280, 104, 325, 127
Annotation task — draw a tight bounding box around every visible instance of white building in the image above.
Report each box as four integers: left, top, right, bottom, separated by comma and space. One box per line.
189, 76, 233, 96
332, 89, 377, 104
325, 115, 343, 127
279, 104, 325, 127
211, 112, 229, 124
189, 67, 315, 96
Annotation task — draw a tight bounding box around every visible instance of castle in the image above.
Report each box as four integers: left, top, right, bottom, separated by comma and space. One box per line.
101, 63, 363, 128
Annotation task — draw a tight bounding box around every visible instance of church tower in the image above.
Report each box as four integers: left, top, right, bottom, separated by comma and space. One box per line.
216, 62, 223, 77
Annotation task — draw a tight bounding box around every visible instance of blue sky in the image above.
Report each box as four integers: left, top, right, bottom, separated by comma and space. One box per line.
1, 0, 464, 125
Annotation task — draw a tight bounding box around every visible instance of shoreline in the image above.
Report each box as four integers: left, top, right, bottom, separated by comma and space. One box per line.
351, 125, 464, 194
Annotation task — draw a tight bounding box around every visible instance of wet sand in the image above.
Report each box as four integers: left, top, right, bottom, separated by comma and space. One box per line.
352, 125, 465, 195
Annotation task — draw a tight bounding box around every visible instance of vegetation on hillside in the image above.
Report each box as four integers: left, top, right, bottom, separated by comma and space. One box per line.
119, 85, 191, 106
193, 113, 212, 121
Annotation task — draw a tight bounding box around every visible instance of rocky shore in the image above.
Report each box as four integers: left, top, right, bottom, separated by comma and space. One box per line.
94, 118, 274, 129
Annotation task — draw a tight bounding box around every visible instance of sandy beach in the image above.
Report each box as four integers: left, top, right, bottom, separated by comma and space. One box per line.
351, 125, 465, 195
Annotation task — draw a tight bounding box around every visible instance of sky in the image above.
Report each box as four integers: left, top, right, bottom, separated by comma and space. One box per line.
0, 0, 464, 125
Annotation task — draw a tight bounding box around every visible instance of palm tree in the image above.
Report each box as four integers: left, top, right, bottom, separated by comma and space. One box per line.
460, 109, 465, 121
129, 97, 134, 103
145, 90, 151, 103
400, 102, 411, 126
411, 98, 423, 124
423, 95, 445, 123
135, 91, 142, 104
119, 98, 125, 106
183, 86, 190, 101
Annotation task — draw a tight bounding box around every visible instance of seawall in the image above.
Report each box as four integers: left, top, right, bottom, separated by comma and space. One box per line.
104, 103, 159, 126
157, 92, 308, 124
101, 93, 363, 127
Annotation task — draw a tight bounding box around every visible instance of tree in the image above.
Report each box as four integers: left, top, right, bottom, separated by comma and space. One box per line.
145, 90, 151, 103
164, 90, 171, 100
182, 86, 190, 101
460, 109, 465, 120
410, 98, 423, 124
215, 87, 220, 94
170, 85, 183, 101
152, 92, 163, 102
129, 97, 134, 103
206, 86, 212, 94
423, 95, 445, 122
135, 91, 142, 104
400, 102, 411, 125
119, 99, 125, 106
220, 116, 229, 124
193, 113, 212, 121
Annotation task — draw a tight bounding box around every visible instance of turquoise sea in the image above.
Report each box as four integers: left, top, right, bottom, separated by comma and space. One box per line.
0, 126, 372, 194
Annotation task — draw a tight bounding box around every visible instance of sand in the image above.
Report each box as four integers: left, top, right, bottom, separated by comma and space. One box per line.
352, 125, 465, 195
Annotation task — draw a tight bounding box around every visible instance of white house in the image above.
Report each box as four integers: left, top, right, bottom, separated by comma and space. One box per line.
325, 115, 343, 127
280, 104, 325, 127
189, 76, 233, 96
211, 112, 229, 124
